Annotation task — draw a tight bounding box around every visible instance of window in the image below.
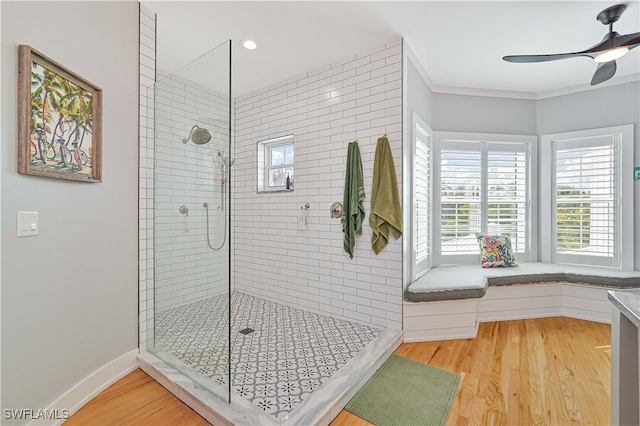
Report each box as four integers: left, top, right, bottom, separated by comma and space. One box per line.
257, 135, 294, 192
434, 133, 535, 264
541, 125, 634, 269
412, 115, 432, 279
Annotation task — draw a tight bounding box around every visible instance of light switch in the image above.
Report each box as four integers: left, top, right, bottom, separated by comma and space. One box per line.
17, 211, 38, 237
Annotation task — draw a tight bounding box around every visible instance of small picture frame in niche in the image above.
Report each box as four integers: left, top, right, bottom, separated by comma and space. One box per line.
17, 45, 102, 182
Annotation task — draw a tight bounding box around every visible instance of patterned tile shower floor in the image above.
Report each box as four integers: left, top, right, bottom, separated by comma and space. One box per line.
155, 292, 382, 420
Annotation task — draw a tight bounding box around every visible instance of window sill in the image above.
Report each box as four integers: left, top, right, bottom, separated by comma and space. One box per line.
256, 189, 294, 194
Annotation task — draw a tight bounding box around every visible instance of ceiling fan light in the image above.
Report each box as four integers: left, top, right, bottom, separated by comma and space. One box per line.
594, 47, 629, 63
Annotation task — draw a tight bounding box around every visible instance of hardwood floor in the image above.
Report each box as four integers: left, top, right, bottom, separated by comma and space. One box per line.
65, 370, 209, 426
68, 317, 611, 426
333, 317, 611, 426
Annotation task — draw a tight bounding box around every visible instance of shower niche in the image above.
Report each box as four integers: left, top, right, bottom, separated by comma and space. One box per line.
146, 40, 232, 402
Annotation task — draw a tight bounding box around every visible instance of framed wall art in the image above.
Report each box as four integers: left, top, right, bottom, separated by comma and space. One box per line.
18, 45, 102, 182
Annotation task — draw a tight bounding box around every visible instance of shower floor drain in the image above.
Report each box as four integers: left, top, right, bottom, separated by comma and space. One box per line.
239, 328, 254, 335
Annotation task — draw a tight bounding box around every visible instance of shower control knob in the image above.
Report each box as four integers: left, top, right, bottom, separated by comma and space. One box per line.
330, 202, 343, 218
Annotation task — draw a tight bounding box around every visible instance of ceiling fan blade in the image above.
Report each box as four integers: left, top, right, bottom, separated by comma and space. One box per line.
503, 52, 590, 63
581, 32, 640, 54
618, 33, 640, 49
591, 60, 617, 86
505, 32, 640, 64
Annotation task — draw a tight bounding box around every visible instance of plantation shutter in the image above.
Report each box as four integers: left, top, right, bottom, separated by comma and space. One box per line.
414, 130, 430, 269
553, 137, 617, 265
439, 140, 529, 257
487, 145, 528, 253
440, 145, 482, 254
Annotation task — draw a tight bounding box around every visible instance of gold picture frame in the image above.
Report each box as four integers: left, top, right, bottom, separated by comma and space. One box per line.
18, 45, 102, 182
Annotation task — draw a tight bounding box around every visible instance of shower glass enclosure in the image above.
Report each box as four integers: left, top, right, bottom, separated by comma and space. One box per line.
146, 40, 232, 402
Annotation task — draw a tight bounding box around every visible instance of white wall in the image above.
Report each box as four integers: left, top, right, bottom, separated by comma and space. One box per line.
153, 73, 230, 312
139, 3, 156, 355
403, 50, 434, 290
233, 40, 404, 329
0, 1, 4, 413
432, 92, 538, 135
406, 58, 434, 127
1, 2, 139, 422
537, 81, 640, 270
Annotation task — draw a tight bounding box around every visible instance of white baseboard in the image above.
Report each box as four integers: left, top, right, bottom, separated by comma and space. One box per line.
563, 307, 612, 324
403, 324, 478, 343
29, 349, 139, 426
478, 308, 563, 323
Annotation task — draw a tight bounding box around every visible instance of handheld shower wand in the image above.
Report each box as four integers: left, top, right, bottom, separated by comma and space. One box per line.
217, 151, 234, 206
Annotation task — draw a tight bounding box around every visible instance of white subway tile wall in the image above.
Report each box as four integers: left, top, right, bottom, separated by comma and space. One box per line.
153, 71, 230, 313
139, 31, 405, 350
233, 39, 403, 329
139, 4, 156, 350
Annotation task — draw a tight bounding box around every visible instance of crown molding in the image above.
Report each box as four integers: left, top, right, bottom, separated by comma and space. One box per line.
536, 73, 640, 99
431, 84, 538, 100
428, 75, 640, 101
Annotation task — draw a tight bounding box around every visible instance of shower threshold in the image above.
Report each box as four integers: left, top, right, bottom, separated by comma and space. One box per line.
139, 298, 402, 425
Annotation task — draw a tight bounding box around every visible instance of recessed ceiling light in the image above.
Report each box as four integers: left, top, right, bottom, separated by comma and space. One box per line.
241, 39, 257, 50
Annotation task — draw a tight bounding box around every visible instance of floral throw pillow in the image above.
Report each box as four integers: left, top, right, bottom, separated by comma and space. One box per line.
475, 233, 517, 268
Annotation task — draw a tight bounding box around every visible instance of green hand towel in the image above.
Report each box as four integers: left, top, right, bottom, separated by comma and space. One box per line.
342, 141, 365, 259
370, 136, 402, 255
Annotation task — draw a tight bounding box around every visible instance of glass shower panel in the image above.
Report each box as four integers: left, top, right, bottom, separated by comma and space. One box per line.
147, 40, 231, 402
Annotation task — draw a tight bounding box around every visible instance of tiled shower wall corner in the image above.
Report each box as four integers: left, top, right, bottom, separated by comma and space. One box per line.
153, 73, 230, 312
139, 4, 156, 349
233, 40, 404, 330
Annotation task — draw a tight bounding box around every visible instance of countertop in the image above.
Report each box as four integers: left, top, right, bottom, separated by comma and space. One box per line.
609, 289, 640, 328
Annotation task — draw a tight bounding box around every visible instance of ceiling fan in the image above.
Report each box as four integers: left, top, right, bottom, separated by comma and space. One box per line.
503, 4, 640, 85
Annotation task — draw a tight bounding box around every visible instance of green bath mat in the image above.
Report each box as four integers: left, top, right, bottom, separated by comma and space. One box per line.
346, 355, 460, 426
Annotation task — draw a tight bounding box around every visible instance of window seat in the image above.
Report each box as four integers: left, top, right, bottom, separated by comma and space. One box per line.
405, 262, 640, 303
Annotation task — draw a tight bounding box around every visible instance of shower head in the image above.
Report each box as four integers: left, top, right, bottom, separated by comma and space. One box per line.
183, 125, 211, 145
